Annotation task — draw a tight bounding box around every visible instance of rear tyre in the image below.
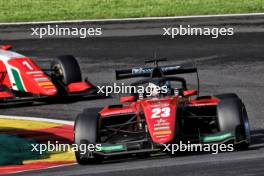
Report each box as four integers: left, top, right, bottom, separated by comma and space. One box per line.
215, 93, 250, 150
74, 110, 102, 164
51, 55, 82, 85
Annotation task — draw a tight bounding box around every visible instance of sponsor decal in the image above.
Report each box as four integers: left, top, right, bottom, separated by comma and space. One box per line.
131, 66, 181, 75
161, 66, 181, 71
43, 86, 56, 89
34, 77, 49, 81
32, 74, 44, 77
154, 118, 170, 127
154, 126, 170, 131
132, 67, 153, 75
150, 102, 170, 107
47, 89, 57, 92
38, 82, 53, 86
156, 134, 170, 139
153, 130, 171, 135
26, 71, 43, 75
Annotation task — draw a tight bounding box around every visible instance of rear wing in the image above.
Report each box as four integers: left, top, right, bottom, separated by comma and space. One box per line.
115, 63, 197, 80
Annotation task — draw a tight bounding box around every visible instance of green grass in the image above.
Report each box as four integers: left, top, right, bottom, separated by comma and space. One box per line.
0, 0, 264, 22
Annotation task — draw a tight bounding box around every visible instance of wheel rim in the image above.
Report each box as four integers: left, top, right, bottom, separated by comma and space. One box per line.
52, 64, 64, 79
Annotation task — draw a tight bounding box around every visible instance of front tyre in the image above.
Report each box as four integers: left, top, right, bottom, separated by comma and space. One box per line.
236, 103, 251, 149
74, 110, 102, 164
215, 93, 250, 150
51, 55, 82, 85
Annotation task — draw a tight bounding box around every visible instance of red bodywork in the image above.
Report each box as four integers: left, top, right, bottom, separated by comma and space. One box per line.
67, 82, 92, 93
0, 48, 96, 100
0, 45, 12, 50
8, 58, 58, 95
99, 95, 219, 144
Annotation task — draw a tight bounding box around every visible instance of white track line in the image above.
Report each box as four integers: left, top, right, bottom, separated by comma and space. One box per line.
0, 13, 264, 25
0, 115, 74, 125
7, 163, 77, 175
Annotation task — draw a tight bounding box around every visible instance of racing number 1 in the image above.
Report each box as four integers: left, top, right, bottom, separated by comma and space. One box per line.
151, 107, 170, 118
22, 61, 34, 71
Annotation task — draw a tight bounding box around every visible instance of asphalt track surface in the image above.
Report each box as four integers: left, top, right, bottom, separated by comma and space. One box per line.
1, 18, 264, 175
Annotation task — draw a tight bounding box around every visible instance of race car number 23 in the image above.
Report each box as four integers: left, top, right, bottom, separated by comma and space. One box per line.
151, 107, 170, 118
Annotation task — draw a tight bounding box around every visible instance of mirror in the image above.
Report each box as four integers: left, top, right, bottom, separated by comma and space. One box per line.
183, 89, 197, 97
120, 95, 135, 103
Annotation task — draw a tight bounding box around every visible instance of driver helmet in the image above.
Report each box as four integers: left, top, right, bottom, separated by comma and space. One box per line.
147, 82, 160, 97
164, 80, 171, 89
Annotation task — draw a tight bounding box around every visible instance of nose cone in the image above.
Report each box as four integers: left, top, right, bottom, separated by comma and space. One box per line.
41, 87, 58, 96
141, 97, 178, 144
37, 81, 58, 96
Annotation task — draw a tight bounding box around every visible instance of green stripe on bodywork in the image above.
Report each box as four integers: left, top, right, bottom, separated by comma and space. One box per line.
202, 132, 233, 143
97, 145, 126, 152
11, 68, 25, 91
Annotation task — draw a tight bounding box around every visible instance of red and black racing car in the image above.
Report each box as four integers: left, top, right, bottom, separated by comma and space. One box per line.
74, 59, 250, 164
0, 45, 101, 106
